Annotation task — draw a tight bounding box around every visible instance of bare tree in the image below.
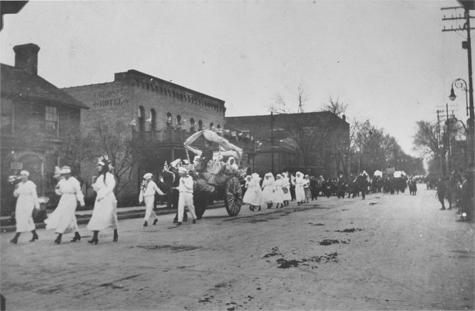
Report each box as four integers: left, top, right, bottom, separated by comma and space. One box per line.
413, 120, 445, 175
321, 97, 348, 117
269, 86, 337, 171
91, 116, 140, 198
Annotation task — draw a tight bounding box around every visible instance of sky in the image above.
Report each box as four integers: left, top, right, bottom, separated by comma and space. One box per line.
0, 0, 471, 157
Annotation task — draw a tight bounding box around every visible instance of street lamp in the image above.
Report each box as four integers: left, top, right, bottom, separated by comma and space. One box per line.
449, 78, 469, 116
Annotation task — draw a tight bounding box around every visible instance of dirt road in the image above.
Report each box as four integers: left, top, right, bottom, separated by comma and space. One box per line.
1, 187, 474, 310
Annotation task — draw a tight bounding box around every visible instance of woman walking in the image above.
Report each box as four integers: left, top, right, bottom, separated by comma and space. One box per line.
273, 174, 285, 209
10, 170, 40, 244
87, 157, 118, 244
45, 166, 85, 244
282, 172, 291, 206
304, 175, 312, 203
261, 173, 275, 209
244, 173, 263, 211
295, 172, 306, 206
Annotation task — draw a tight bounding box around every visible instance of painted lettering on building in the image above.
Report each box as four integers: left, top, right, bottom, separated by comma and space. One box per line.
93, 97, 129, 107
92, 88, 131, 108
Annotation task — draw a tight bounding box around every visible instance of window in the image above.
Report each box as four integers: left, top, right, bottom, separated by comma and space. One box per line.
190, 118, 196, 132
209, 122, 214, 130
151, 109, 157, 130
176, 115, 182, 125
45, 106, 58, 137
198, 120, 203, 130
1, 98, 13, 133
138, 106, 145, 132
166, 112, 172, 128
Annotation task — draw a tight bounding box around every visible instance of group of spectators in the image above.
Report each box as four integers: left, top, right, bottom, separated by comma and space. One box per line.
436, 168, 474, 222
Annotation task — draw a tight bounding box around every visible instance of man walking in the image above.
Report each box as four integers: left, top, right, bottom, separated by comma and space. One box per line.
139, 173, 165, 227
176, 167, 197, 226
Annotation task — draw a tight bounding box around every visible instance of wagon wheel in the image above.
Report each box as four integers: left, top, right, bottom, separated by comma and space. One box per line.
224, 177, 242, 216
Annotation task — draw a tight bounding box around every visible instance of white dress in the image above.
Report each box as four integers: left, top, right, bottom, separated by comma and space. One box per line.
273, 179, 284, 204
45, 177, 85, 234
14, 180, 39, 232
261, 178, 275, 204
87, 173, 118, 231
282, 177, 292, 201
243, 177, 262, 206
295, 176, 306, 202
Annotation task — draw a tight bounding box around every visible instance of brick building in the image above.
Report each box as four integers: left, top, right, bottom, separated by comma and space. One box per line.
1, 43, 89, 203
63, 70, 229, 200
226, 112, 349, 177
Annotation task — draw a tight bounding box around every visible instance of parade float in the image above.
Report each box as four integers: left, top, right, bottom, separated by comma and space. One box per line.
183, 130, 246, 218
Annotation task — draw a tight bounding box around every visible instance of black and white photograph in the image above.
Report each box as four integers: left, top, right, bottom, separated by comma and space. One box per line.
0, 0, 474, 310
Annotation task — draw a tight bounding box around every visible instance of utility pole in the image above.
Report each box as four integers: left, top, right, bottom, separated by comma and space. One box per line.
442, 3, 475, 165
437, 109, 445, 175
271, 111, 274, 175
446, 103, 452, 173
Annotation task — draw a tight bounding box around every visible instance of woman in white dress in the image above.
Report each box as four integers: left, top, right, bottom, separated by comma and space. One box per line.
245, 173, 263, 211
273, 174, 285, 209
282, 172, 292, 206
10, 170, 40, 244
261, 173, 275, 209
45, 166, 85, 244
304, 175, 312, 203
242, 175, 254, 210
295, 172, 306, 206
87, 157, 118, 244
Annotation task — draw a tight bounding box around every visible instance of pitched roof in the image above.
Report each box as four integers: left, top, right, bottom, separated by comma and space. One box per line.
0, 63, 89, 109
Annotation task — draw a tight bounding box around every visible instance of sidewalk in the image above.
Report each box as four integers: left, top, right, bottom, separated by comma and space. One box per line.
0, 202, 226, 233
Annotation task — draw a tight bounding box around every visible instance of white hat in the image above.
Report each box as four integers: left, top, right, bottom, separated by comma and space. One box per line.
178, 167, 188, 174
61, 166, 71, 174
276, 174, 282, 179
143, 173, 153, 179
20, 170, 29, 176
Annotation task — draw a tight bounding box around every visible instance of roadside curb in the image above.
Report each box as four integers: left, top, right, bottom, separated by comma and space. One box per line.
1, 203, 226, 233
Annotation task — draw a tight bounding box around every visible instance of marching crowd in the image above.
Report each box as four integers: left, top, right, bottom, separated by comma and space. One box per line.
7, 157, 474, 245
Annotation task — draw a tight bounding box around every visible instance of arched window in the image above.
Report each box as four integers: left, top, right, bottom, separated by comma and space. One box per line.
138, 106, 145, 132
151, 109, 157, 130
166, 112, 172, 128
190, 118, 196, 132
176, 115, 182, 125
198, 120, 203, 130
209, 122, 214, 130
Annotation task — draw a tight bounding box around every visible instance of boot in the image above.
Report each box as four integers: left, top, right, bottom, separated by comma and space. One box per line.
70, 232, 81, 242
153, 219, 158, 225
143, 221, 148, 227
10, 233, 20, 244
113, 229, 118, 242
88, 231, 99, 244
30, 230, 39, 242
54, 234, 62, 244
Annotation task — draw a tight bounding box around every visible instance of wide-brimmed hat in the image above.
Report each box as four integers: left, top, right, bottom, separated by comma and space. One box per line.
20, 170, 29, 177
178, 167, 188, 174
143, 173, 153, 179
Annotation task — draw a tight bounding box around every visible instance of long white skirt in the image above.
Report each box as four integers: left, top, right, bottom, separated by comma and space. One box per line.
283, 186, 292, 201
45, 194, 78, 234
295, 185, 306, 202
87, 194, 118, 231
15, 195, 36, 232
243, 186, 263, 206
273, 188, 284, 204
261, 186, 274, 203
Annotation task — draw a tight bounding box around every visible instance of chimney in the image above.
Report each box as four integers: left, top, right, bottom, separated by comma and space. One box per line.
342, 114, 346, 122
13, 43, 40, 75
